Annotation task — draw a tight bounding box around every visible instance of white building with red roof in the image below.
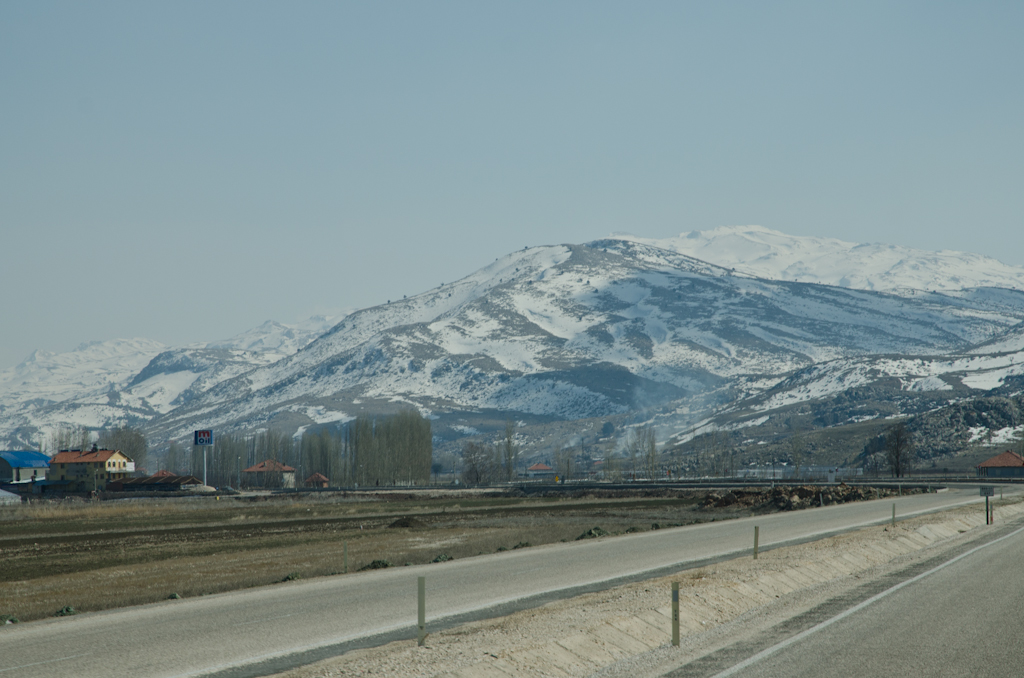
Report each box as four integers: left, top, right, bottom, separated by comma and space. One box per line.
243, 459, 296, 488
526, 462, 554, 478
976, 451, 1024, 478
49, 446, 135, 491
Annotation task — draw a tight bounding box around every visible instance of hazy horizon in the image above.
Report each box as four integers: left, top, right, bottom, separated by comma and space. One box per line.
3, 2, 1022, 370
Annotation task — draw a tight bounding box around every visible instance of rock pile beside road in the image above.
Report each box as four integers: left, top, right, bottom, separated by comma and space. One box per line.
701, 484, 915, 511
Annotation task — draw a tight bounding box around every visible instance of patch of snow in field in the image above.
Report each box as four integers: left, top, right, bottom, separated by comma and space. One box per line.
907, 375, 953, 391
286, 405, 352, 425
969, 426, 1023, 445
961, 364, 1024, 390
991, 427, 1022, 445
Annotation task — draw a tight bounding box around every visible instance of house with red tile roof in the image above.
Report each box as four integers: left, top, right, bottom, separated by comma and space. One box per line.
976, 451, 1024, 478
304, 472, 329, 488
526, 462, 554, 478
243, 459, 296, 488
49, 446, 135, 491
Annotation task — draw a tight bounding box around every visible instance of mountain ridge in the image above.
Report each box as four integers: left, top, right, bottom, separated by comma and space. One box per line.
617, 225, 1024, 293
5, 228, 1024, 470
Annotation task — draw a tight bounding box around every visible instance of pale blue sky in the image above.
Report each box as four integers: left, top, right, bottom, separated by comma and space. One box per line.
2, 2, 1022, 369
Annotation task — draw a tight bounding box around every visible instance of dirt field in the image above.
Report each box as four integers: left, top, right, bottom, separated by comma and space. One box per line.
0, 484, 906, 623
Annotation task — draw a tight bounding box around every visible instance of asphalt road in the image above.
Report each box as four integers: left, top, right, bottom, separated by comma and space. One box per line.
0, 487, 1003, 678
664, 513, 1024, 678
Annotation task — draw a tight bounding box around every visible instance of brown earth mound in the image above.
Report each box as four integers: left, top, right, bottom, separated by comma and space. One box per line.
701, 484, 911, 511
387, 517, 427, 529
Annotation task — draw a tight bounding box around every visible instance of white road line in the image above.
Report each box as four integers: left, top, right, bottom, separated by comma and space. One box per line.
0, 652, 93, 673
708, 522, 1024, 678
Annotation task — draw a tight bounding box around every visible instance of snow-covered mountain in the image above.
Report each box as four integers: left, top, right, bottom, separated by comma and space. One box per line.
144, 238, 1024, 447
619, 226, 1024, 293
206, 315, 344, 356
0, 314, 344, 448
7, 227, 1024, 465
0, 338, 168, 412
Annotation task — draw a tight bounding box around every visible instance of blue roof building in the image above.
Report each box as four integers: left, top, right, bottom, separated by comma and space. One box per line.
0, 450, 51, 484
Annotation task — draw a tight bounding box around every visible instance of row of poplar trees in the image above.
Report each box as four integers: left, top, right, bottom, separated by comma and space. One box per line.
164, 410, 432, 488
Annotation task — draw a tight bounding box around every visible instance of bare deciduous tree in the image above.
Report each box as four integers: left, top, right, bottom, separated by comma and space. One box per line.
501, 419, 519, 481
165, 440, 184, 474
461, 442, 497, 485
555, 446, 576, 481
626, 425, 657, 479
886, 422, 913, 478
789, 428, 805, 480
603, 454, 622, 481
98, 425, 148, 471
47, 425, 91, 455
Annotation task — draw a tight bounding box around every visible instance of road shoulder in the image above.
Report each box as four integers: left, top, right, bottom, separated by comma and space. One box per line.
268, 499, 1023, 678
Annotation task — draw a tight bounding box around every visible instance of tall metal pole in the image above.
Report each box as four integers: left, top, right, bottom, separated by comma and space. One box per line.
204, 445, 208, 486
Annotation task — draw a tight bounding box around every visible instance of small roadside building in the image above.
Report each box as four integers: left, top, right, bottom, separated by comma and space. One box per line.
49, 446, 135, 491
526, 462, 555, 478
108, 473, 205, 492
243, 460, 296, 488
0, 450, 50, 484
0, 488, 21, 505
304, 472, 329, 488
976, 451, 1024, 478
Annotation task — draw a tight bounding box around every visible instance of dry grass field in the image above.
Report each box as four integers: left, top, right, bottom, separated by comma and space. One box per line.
0, 485, 898, 624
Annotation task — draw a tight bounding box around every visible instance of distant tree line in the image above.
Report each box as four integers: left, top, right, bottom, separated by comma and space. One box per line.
161, 410, 432, 488
347, 410, 433, 486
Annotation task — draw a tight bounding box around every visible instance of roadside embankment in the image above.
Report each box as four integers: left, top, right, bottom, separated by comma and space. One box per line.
272, 497, 1024, 678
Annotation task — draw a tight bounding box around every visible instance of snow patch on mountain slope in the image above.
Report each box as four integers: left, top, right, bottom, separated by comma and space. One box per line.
0, 338, 167, 408
616, 226, 1024, 293
747, 350, 1024, 414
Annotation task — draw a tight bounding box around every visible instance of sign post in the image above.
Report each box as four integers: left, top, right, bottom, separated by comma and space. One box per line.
194, 430, 214, 487
981, 486, 994, 524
